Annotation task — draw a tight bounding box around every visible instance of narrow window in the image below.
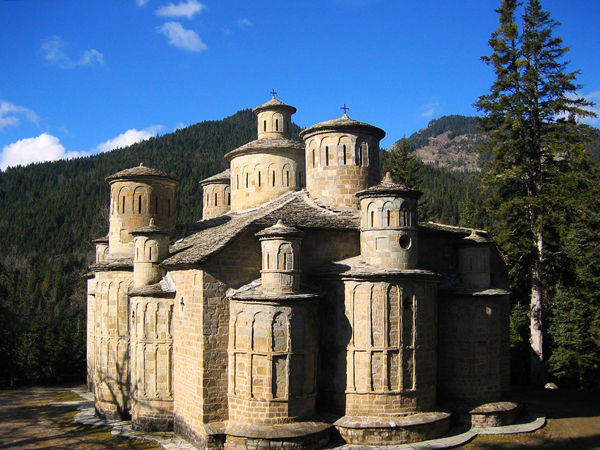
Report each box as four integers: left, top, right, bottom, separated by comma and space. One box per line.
138, 195, 142, 214
387, 210, 391, 226
272, 171, 276, 187
121, 196, 125, 214
214, 192, 218, 206
246, 173, 249, 188
325, 146, 329, 166
370, 211, 375, 227
206, 194, 209, 206
227, 193, 231, 205
275, 119, 279, 131
258, 172, 261, 187
155, 197, 159, 214
343, 145, 347, 165
264, 120, 267, 132
311, 149, 315, 168
237, 175, 240, 190
149, 247, 152, 260
286, 171, 290, 187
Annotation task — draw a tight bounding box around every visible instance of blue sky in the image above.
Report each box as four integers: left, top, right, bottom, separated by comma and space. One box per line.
1, 0, 599, 171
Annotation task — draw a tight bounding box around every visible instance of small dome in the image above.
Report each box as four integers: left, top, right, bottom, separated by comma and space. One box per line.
300, 114, 385, 140
132, 218, 173, 236
252, 97, 297, 115
106, 164, 179, 185
356, 172, 422, 199
199, 169, 231, 186
256, 220, 303, 238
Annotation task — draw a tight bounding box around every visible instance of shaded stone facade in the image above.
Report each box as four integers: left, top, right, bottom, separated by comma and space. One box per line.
87, 96, 512, 449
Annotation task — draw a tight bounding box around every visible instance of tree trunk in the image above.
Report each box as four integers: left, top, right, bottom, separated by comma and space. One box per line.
530, 230, 545, 386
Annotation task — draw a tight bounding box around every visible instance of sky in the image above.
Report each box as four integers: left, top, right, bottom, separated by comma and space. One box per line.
1, 0, 599, 171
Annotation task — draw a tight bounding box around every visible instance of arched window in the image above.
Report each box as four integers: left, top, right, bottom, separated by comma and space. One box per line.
343, 144, 347, 165
246, 173, 249, 188
214, 192, 218, 206
286, 171, 290, 187
325, 146, 329, 166
275, 119, 279, 131
258, 172, 262, 187
272, 170, 276, 186
137, 195, 142, 214
263, 120, 267, 132
121, 196, 126, 214
311, 149, 315, 168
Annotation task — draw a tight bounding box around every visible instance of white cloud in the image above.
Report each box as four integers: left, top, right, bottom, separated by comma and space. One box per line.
155, 0, 206, 19
40, 36, 104, 69
419, 98, 440, 118
581, 91, 600, 125
0, 134, 82, 171
0, 101, 39, 131
94, 125, 164, 153
157, 22, 207, 52
237, 18, 252, 27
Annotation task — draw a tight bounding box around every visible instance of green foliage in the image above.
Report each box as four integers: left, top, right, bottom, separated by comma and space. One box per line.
385, 137, 418, 188
476, 0, 598, 385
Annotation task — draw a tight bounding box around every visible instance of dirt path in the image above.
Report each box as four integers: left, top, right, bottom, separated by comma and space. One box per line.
1, 385, 599, 449
0, 385, 160, 449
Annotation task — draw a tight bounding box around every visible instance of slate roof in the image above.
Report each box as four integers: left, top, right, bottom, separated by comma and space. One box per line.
105, 163, 179, 185
163, 190, 360, 267
356, 172, 422, 198
252, 97, 297, 115
224, 138, 304, 161
300, 114, 386, 140
314, 255, 440, 279
199, 169, 231, 186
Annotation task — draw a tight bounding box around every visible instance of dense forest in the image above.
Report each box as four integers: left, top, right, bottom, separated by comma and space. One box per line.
0, 108, 598, 388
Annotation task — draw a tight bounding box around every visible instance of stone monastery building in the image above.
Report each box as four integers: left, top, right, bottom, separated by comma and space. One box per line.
87, 96, 514, 449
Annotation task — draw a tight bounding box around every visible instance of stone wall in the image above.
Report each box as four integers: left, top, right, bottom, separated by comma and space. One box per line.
437, 294, 509, 404
318, 278, 437, 417
91, 269, 133, 420
230, 151, 305, 212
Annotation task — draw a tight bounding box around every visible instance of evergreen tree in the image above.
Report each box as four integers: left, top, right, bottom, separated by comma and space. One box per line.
476, 0, 596, 385
385, 137, 418, 188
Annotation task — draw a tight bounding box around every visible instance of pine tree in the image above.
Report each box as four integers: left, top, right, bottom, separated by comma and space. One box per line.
476, 0, 596, 385
385, 137, 418, 188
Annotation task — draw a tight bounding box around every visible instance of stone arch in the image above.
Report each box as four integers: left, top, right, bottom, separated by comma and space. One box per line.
307, 139, 318, 168
267, 163, 279, 187
252, 311, 270, 353
272, 312, 289, 352
367, 201, 379, 228
355, 138, 368, 166
133, 186, 148, 215
254, 164, 265, 189
382, 201, 396, 227
400, 201, 411, 227
272, 112, 284, 133
282, 163, 292, 188
338, 135, 352, 166
116, 186, 130, 215
233, 167, 241, 190
242, 165, 251, 189
320, 137, 335, 167
277, 242, 293, 270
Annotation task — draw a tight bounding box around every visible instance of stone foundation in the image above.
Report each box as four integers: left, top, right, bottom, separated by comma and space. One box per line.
452, 401, 519, 428
334, 412, 451, 445
224, 421, 331, 450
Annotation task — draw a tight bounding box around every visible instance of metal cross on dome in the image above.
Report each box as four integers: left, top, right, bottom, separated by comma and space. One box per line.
270, 89, 278, 99
341, 104, 350, 115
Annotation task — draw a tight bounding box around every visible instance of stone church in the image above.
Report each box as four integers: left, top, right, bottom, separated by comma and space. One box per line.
87, 95, 515, 449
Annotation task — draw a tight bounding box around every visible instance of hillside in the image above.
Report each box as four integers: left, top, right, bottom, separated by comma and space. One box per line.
395, 115, 600, 172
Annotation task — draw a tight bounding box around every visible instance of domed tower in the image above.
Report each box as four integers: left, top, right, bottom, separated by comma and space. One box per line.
300, 111, 385, 209
105, 164, 179, 257
226, 221, 328, 449
225, 96, 305, 212
200, 169, 231, 220
356, 173, 421, 269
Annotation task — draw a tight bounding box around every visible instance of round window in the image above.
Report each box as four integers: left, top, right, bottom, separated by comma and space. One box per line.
399, 234, 411, 249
